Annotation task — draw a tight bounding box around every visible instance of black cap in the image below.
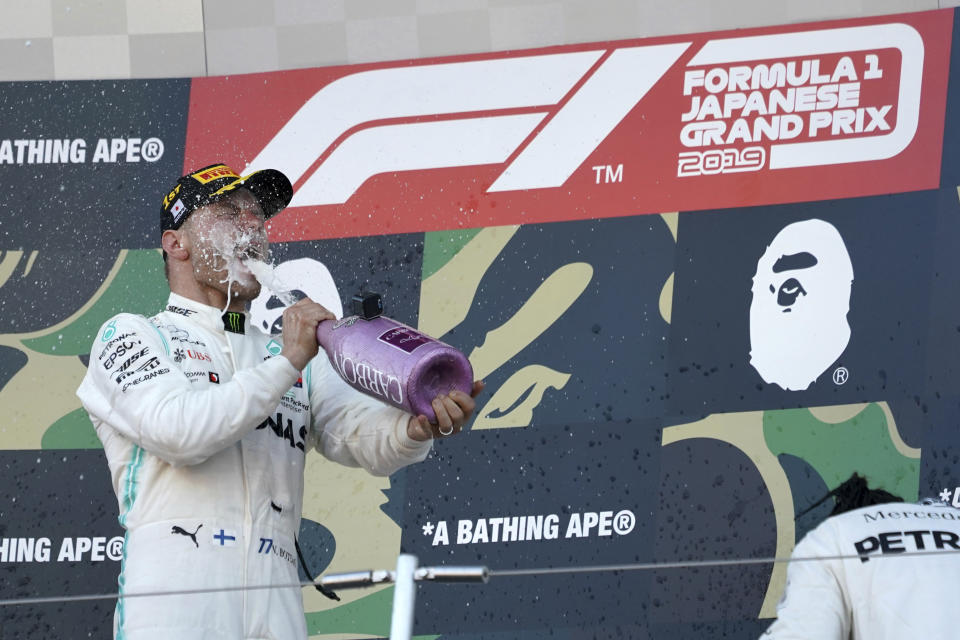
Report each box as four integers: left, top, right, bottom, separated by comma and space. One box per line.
160, 163, 293, 233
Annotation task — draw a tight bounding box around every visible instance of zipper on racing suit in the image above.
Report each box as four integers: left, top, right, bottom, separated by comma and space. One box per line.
223, 331, 254, 632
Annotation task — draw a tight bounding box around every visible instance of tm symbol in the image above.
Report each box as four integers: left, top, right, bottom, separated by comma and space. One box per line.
591, 164, 623, 184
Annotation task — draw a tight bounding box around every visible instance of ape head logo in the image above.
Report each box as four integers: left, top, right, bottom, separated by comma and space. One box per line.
250, 258, 343, 335
749, 219, 854, 391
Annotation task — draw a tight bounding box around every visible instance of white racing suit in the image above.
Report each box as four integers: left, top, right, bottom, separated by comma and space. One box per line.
762, 500, 960, 639
77, 293, 432, 640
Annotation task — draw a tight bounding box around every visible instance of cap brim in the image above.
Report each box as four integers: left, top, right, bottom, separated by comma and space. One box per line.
233, 169, 294, 219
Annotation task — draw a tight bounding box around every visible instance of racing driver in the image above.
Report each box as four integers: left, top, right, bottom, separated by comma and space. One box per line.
762, 475, 960, 639
77, 163, 481, 639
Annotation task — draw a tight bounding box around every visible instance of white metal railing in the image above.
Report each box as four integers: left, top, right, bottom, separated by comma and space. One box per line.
318, 554, 489, 640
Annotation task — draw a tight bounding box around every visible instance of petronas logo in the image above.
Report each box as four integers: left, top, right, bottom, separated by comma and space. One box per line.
266, 340, 282, 356
101, 320, 117, 342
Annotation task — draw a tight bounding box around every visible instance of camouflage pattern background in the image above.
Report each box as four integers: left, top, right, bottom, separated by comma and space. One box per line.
1, 8, 958, 640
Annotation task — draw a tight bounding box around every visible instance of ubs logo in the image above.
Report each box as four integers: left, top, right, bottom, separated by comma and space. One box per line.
749, 219, 854, 391
174, 348, 212, 363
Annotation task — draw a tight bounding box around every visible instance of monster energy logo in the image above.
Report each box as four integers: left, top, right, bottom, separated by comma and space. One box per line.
222, 312, 245, 334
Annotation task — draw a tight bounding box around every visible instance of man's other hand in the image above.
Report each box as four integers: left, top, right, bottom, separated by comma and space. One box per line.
407, 381, 485, 441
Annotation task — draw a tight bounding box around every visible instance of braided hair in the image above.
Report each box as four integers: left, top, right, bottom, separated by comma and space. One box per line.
798, 473, 904, 520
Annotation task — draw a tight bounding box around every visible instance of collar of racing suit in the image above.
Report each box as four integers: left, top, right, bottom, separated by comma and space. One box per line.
165, 292, 247, 335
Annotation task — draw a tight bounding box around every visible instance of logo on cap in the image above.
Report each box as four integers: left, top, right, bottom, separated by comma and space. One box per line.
192, 165, 239, 184
161, 163, 293, 235
170, 199, 187, 223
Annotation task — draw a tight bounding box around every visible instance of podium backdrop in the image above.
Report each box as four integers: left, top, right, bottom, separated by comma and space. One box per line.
1, 8, 958, 639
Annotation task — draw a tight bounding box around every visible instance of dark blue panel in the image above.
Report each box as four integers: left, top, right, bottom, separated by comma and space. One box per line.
0, 79, 191, 250
938, 9, 960, 187
0, 450, 121, 638
401, 419, 662, 636
651, 438, 775, 624
435, 215, 674, 426
267, 232, 424, 331
667, 190, 937, 447
0, 248, 118, 332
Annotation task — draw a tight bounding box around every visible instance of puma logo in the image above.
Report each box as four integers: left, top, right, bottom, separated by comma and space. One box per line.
171, 524, 203, 548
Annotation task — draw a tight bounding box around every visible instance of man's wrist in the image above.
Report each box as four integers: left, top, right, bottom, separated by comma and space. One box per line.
264, 354, 302, 392
406, 415, 432, 442
281, 347, 309, 372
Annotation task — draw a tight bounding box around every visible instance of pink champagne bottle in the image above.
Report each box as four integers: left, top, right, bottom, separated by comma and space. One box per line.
315, 297, 473, 423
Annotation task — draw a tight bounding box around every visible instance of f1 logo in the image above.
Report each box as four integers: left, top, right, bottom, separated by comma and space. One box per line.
244, 44, 691, 206
244, 22, 923, 207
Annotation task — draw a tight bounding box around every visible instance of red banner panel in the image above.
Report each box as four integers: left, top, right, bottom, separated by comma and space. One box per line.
185, 10, 952, 241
